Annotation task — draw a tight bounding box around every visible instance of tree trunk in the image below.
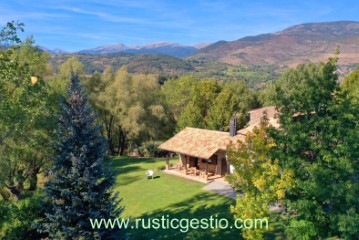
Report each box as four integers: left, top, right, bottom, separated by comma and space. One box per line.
119, 130, 127, 156
107, 115, 115, 155
28, 166, 41, 191
116, 127, 122, 156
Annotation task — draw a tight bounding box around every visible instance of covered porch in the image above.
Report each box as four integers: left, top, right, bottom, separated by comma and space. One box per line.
165, 150, 229, 182
158, 127, 238, 182
164, 168, 215, 183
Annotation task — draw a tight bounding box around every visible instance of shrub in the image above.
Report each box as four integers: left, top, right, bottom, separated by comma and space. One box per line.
138, 141, 167, 157
0, 191, 48, 240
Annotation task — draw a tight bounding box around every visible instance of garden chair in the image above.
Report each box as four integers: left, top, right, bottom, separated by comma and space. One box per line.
146, 170, 154, 179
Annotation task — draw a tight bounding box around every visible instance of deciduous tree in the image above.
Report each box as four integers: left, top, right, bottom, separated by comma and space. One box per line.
161, 76, 197, 121
176, 79, 220, 130
227, 121, 294, 240
341, 66, 359, 104
271, 57, 359, 239
0, 22, 56, 199
58, 56, 85, 80
207, 81, 260, 131
94, 67, 173, 155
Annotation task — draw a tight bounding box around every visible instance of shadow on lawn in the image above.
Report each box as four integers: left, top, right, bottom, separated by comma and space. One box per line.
117, 175, 142, 186
127, 192, 242, 240
145, 176, 161, 180
111, 156, 159, 168
116, 165, 143, 174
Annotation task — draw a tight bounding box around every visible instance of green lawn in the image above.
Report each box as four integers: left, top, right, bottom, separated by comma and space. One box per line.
112, 156, 241, 239
112, 156, 284, 240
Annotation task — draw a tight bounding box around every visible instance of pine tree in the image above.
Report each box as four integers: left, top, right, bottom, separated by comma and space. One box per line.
41, 74, 123, 239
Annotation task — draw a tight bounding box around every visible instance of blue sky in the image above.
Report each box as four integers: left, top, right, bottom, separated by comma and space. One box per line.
1, 0, 358, 52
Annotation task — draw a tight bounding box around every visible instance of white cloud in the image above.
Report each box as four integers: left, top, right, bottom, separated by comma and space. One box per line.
52, 6, 148, 24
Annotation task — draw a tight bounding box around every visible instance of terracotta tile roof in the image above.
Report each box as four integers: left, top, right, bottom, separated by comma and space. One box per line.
158, 127, 243, 159
240, 117, 280, 133
158, 106, 280, 159
248, 106, 278, 126
218, 133, 246, 151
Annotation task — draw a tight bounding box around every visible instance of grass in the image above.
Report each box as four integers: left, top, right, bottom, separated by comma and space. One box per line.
1, 156, 284, 239
112, 156, 241, 239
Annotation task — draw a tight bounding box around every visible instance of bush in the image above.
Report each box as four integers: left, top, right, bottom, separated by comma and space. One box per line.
138, 141, 168, 157
0, 200, 13, 231
0, 191, 48, 240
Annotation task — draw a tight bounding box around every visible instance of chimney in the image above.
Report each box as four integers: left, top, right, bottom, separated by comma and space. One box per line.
229, 117, 237, 137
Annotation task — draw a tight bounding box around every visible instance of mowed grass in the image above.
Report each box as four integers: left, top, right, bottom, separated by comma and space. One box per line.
112, 156, 242, 240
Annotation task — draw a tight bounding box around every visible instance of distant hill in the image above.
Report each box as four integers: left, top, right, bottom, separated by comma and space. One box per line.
190, 21, 359, 68
40, 46, 68, 55
49, 52, 195, 76
76, 43, 128, 54
76, 41, 208, 58
49, 52, 281, 89
47, 21, 359, 90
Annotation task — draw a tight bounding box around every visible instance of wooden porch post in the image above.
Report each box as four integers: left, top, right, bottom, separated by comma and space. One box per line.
166, 153, 170, 170
205, 160, 208, 180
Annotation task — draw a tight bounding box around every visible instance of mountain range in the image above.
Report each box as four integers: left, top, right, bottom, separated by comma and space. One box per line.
191, 21, 359, 67
40, 46, 68, 55
46, 21, 359, 86
43, 21, 359, 69
43, 42, 211, 58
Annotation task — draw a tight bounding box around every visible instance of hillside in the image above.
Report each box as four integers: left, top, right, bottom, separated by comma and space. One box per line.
49, 52, 195, 76
191, 21, 359, 68
49, 52, 280, 89
48, 21, 359, 89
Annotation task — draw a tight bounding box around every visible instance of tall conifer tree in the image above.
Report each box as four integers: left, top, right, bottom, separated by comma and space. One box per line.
42, 74, 123, 239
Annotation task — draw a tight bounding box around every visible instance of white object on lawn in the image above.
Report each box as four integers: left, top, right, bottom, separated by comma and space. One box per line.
146, 170, 154, 179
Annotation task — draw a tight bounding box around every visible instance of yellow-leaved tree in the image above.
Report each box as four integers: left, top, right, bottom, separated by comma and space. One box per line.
226, 119, 295, 240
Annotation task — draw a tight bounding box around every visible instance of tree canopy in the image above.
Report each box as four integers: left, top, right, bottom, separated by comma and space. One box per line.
270, 57, 359, 239
85, 67, 174, 155
227, 120, 294, 240
0, 22, 58, 200
162, 76, 259, 132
